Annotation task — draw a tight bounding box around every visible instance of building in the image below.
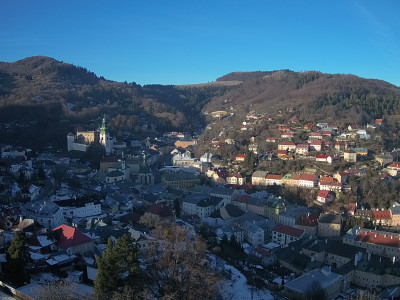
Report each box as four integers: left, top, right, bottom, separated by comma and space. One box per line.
272, 224, 305, 246
283, 267, 342, 300
252, 171, 267, 186
265, 174, 283, 186
161, 170, 200, 188
242, 221, 264, 246
278, 142, 296, 152
344, 149, 357, 162
299, 173, 319, 188
52, 224, 94, 255
318, 214, 342, 237
21, 200, 64, 229
317, 190, 334, 204
343, 226, 400, 260
296, 144, 309, 155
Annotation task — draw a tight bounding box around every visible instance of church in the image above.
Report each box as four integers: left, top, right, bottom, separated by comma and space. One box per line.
67, 116, 115, 154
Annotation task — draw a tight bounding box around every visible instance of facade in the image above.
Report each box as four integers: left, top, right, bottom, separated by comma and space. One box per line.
252, 171, 267, 186
265, 174, 283, 186
299, 173, 319, 188
272, 224, 305, 246
296, 144, 309, 155
242, 221, 264, 246
52, 224, 94, 255
278, 142, 296, 151
161, 170, 200, 188
283, 267, 342, 300
344, 149, 357, 162
21, 200, 64, 229
318, 214, 342, 237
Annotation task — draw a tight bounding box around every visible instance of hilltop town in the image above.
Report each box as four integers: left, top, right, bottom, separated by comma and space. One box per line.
1, 107, 400, 299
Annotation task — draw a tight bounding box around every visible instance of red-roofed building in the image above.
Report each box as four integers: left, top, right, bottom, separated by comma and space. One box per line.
52, 224, 94, 255
321, 130, 332, 137
296, 213, 319, 235
345, 228, 400, 259
317, 190, 334, 204
316, 154, 329, 163
309, 132, 322, 140
319, 181, 342, 192
278, 125, 290, 131
299, 173, 319, 188
281, 132, 294, 139
334, 172, 348, 183
310, 139, 323, 151
278, 142, 296, 151
275, 149, 288, 156
233, 194, 250, 211
272, 224, 305, 246
387, 162, 400, 177
266, 137, 276, 143
347, 202, 357, 216
371, 210, 392, 226
235, 154, 246, 162
288, 174, 301, 187
266, 174, 283, 186
296, 144, 310, 155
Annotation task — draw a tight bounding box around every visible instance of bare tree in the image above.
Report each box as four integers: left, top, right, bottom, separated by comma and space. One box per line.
144, 221, 220, 300
32, 280, 93, 300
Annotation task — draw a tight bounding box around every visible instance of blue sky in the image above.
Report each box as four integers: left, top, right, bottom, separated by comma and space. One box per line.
1, 0, 399, 86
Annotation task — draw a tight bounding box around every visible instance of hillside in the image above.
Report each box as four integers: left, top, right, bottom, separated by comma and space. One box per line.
1, 56, 400, 150
205, 70, 400, 126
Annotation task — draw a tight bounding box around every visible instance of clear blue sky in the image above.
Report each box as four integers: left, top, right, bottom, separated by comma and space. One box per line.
1, 0, 399, 86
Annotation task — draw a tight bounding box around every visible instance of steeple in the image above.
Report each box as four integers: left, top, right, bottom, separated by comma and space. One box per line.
100, 115, 107, 135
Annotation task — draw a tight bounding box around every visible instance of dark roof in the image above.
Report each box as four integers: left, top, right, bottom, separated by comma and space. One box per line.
319, 213, 342, 224
146, 203, 174, 218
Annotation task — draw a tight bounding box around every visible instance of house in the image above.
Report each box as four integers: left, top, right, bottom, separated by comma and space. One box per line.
52, 224, 94, 255
266, 137, 276, 143
288, 174, 301, 187
375, 154, 393, 166
344, 149, 357, 162
279, 206, 309, 227
299, 173, 319, 188
387, 162, 400, 177
242, 221, 264, 246
315, 154, 329, 163
319, 181, 342, 192
390, 203, 400, 226
272, 224, 305, 246
235, 154, 246, 162
251, 171, 267, 186
21, 200, 64, 229
343, 226, 400, 259
248, 143, 259, 154
309, 132, 323, 140
161, 170, 200, 188
296, 144, 309, 155
318, 214, 342, 237
281, 173, 291, 185
335, 141, 347, 151
334, 172, 348, 183
283, 267, 342, 300
353, 147, 368, 156
310, 140, 323, 151
182, 193, 208, 216
278, 142, 296, 151
144, 203, 175, 222
197, 196, 224, 218
281, 132, 294, 139
296, 214, 319, 235
226, 173, 245, 185
357, 129, 370, 139
317, 190, 334, 204
99, 156, 119, 173
265, 174, 283, 186
348, 202, 357, 216
275, 149, 288, 156
371, 210, 392, 226
209, 186, 240, 204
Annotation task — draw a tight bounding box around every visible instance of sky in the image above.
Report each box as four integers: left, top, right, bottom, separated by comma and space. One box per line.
1, 0, 399, 86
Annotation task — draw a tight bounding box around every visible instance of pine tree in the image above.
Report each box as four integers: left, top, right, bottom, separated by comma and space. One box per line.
7, 231, 28, 285
94, 235, 139, 300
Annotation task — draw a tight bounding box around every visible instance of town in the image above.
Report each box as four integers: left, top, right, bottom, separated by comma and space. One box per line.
1, 110, 400, 300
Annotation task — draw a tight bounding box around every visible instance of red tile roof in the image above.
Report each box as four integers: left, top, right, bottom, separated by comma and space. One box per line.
273, 224, 304, 238
266, 174, 283, 180
300, 173, 318, 182
316, 154, 328, 159
297, 214, 319, 227
236, 154, 246, 158
318, 190, 330, 198
279, 142, 296, 146
371, 210, 391, 220
356, 230, 400, 248
52, 224, 92, 250
319, 176, 335, 182
310, 140, 322, 145
348, 202, 357, 212
388, 162, 400, 169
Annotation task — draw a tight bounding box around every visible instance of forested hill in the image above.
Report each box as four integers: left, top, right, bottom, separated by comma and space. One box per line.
206, 70, 400, 127
0, 56, 230, 148
1, 56, 400, 149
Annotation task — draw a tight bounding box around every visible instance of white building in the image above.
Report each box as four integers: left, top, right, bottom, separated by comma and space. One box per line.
242, 221, 264, 246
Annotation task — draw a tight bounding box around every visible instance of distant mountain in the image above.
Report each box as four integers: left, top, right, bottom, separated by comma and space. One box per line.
1, 56, 400, 150
205, 70, 400, 126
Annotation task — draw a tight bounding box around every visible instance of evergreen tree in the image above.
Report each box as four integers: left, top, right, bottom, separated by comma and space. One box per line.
94, 235, 140, 300
6, 231, 28, 285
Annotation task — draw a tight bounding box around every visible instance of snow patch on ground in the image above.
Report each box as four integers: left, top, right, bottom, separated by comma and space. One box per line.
219, 264, 274, 300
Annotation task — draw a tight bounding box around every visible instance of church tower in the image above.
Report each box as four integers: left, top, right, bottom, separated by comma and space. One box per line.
100, 116, 112, 154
